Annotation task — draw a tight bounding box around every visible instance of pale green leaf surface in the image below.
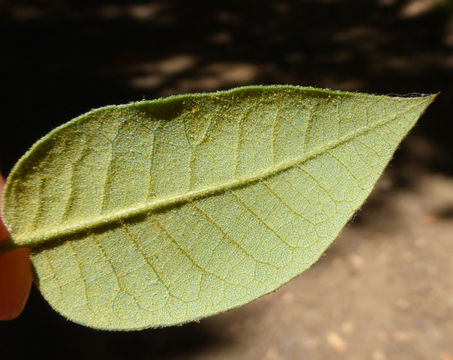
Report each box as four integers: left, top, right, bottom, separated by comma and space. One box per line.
1, 86, 435, 330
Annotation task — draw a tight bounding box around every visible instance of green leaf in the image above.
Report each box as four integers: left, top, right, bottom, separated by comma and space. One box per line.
1, 86, 435, 330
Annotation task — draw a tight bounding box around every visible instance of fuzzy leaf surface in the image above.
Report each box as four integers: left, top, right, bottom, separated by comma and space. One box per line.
2, 86, 435, 330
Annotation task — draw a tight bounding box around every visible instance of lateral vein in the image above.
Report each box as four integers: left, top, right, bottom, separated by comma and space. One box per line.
12, 112, 405, 247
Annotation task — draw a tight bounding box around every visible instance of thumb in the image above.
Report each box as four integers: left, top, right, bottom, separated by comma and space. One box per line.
0, 172, 33, 320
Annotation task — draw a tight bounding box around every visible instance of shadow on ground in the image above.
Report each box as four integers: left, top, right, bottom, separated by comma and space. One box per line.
2, 0, 452, 174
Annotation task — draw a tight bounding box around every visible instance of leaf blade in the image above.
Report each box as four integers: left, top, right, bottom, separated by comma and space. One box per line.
2, 86, 436, 329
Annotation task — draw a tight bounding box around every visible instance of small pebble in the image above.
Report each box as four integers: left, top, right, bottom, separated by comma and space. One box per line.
326, 331, 348, 352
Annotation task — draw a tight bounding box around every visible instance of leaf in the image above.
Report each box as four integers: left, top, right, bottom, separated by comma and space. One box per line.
1, 86, 435, 330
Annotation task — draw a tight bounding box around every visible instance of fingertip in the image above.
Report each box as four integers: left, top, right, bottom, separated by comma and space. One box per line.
0, 170, 33, 320
0, 247, 32, 320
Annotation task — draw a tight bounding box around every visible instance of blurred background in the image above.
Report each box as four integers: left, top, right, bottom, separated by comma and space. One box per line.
1, 0, 453, 359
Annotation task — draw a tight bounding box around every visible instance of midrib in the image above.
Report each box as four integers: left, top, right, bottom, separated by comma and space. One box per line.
12, 113, 404, 247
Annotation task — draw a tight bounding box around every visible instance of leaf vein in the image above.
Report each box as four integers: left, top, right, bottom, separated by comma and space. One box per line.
14, 107, 413, 247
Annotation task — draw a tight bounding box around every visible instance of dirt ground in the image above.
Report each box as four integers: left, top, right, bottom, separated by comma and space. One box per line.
1, 1, 453, 359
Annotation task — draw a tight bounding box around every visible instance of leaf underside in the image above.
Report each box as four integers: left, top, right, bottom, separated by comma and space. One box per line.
2, 86, 435, 330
